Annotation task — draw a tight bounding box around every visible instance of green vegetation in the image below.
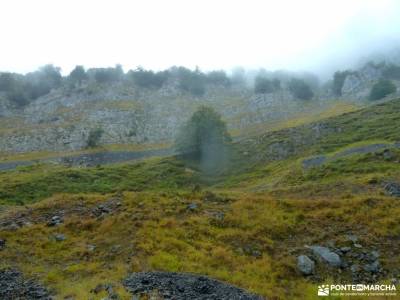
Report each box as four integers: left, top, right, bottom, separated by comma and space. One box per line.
68, 65, 88, 86
288, 78, 314, 100
0, 158, 192, 205
86, 128, 104, 148
369, 79, 397, 101
1, 99, 400, 299
175, 106, 232, 173
254, 76, 280, 94
332, 70, 354, 96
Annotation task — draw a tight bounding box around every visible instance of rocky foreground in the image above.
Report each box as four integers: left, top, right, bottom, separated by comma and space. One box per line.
0, 269, 264, 300
0, 269, 52, 299
123, 272, 264, 300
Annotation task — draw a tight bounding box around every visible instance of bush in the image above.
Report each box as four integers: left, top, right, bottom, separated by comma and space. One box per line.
175, 67, 206, 96
254, 76, 273, 94
25, 64, 63, 99
91, 65, 124, 84
69, 65, 87, 86
175, 106, 231, 171
206, 70, 231, 87
288, 78, 314, 100
129, 67, 168, 89
86, 128, 104, 148
333, 70, 353, 96
369, 79, 396, 101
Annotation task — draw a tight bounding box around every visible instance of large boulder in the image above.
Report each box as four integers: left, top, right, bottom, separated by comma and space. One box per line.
297, 255, 315, 275
308, 246, 342, 267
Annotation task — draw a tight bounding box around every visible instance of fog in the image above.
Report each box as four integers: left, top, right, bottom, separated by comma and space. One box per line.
0, 0, 399, 79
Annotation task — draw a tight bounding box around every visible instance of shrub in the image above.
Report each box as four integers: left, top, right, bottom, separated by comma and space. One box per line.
175, 106, 231, 172
254, 76, 273, 94
68, 65, 87, 86
129, 67, 168, 89
86, 128, 104, 148
369, 79, 396, 101
288, 78, 314, 100
206, 70, 231, 87
175, 67, 206, 96
333, 70, 353, 96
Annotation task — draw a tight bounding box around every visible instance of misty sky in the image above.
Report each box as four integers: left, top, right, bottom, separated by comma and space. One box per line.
0, 0, 399, 76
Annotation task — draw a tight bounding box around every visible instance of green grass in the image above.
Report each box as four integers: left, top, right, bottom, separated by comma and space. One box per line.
1, 98, 400, 299
0, 158, 195, 205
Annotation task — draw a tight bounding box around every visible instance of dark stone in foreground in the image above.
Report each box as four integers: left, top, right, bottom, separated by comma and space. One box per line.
0, 268, 51, 299
123, 272, 264, 299
384, 182, 400, 197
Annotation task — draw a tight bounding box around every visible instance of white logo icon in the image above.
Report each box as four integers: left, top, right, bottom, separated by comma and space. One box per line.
318, 285, 330, 296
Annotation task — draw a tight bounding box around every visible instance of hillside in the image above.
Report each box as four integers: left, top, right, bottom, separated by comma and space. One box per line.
1, 60, 400, 155
0, 98, 399, 299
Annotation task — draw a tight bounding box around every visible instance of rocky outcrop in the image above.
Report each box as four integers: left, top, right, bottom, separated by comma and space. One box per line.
0, 80, 339, 153
123, 272, 263, 299
341, 64, 382, 100
0, 269, 51, 299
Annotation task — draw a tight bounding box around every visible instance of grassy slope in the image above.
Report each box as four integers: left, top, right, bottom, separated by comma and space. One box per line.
0, 99, 400, 299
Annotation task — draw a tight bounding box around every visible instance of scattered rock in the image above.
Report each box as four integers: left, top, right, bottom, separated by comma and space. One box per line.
123, 272, 263, 300
308, 246, 342, 267
187, 203, 198, 211
384, 182, 400, 197
47, 215, 63, 227
0, 268, 51, 299
0, 239, 5, 250
364, 261, 380, 274
354, 243, 363, 249
340, 247, 351, 253
87, 244, 96, 252
54, 234, 66, 242
297, 255, 315, 275
346, 234, 358, 243
91, 198, 122, 218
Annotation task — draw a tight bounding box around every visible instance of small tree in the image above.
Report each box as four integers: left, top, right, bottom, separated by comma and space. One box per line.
333, 70, 352, 96
254, 76, 273, 94
86, 128, 104, 148
369, 79, 396, 101
69, 65, 87, 86
288, 78, 314, 100
175, 106, 231, 172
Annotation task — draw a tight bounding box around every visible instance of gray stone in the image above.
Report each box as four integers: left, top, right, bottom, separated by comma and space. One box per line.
384, 182, 400, 197
47, 215, 63, 227
54, 234, 66, 242
340, 247, 351, 253
87, 244, 96, 252
297, 255, 315, 275
364, 261, 380, 273
308, 246, 342, 267
346, 234, 358, 243
187, 203, 198, 211
354, 243, 363, 248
